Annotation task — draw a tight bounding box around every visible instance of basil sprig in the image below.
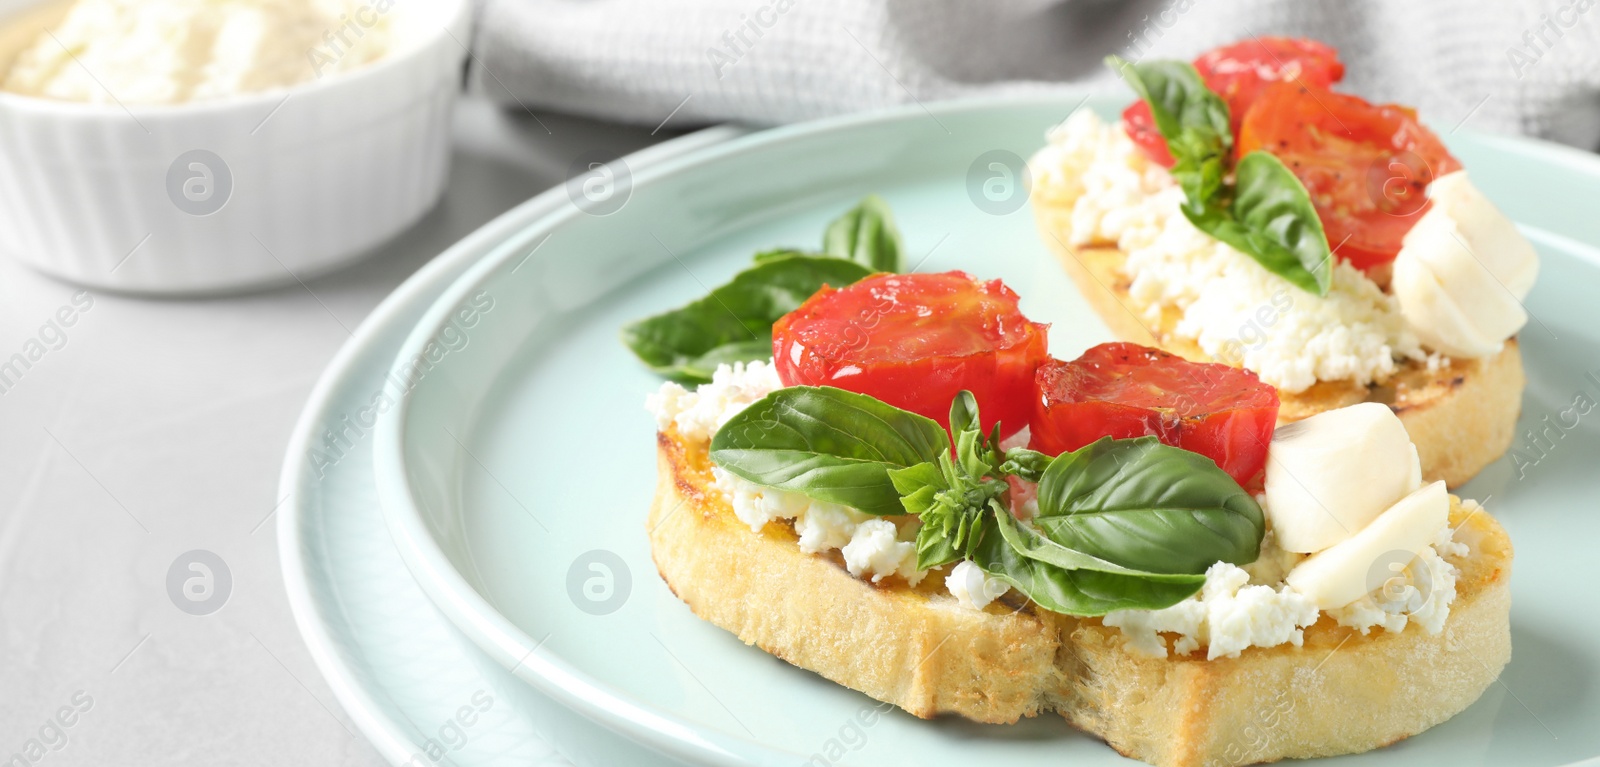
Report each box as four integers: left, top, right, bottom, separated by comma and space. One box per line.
622, 197, 906, 382
708, 387, 1264, 615
1106, 55, 1333, 296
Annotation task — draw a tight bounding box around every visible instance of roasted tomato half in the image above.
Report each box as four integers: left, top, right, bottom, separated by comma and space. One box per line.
1029, 342, 1279, 488
1123, 36, 1344, 167
772, 271, 1048, 437
1238, 82, 1461, 271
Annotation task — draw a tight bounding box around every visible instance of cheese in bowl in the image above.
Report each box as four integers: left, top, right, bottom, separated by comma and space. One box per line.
3, 0, 390, 104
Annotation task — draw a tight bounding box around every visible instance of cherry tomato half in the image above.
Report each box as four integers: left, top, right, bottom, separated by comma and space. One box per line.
1238, 82, 1461, 271
1029, 342, 1279, 488
1122, 36, 1344, 168
772, 271, 1048, 438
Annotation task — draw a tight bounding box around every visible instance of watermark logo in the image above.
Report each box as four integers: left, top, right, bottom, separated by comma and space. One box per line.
1508, 371, 1598, 480
308, 0, 393, 78
1366, 150, 1434, 218
2, 690, 93, 766
1366, 549, 1434, 608
0, 292, 94, 397
166, 550, 231, 616
395, 689, 495, 766
166, 150, 232, 217
801, 700, 896, 766
1507, 0, 1597, 79
565, 153, 632, 216
567, 550, 631, 615
307, 291, 496, 480
1213, 290, 1295, 368
705, 0, 799, 79
966, 150, 1031, 216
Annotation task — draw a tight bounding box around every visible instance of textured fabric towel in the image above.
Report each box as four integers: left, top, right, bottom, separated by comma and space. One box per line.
469, 0, 1600, 148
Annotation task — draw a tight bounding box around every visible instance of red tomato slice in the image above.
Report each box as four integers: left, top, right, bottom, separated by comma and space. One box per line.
772, 271, 1048, 438
1238, 82, 1461, 271
1029, 343, 1279, 488
1122, 102, 1176, 168
1123, 36, 1344, 167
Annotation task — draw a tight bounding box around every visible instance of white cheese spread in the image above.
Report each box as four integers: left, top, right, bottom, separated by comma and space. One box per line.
711, 467, 925, 585
3, 0, 391, 104
1029, 110, 1426, 393
645, 360, 783, 443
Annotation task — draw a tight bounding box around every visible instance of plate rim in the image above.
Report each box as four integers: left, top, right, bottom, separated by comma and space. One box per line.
275, 124, 751, 764
370, 90, 1600, 767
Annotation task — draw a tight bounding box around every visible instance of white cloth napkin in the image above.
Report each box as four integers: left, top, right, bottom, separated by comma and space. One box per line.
469, 0, 1600, 148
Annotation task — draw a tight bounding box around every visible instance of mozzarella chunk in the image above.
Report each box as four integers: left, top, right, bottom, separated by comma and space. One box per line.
1285, 481, 1450, 610
1392, 171, 1539, 358
1263, 403, 1423, 554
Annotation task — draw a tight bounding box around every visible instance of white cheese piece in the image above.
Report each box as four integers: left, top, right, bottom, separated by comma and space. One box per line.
792, 501, 868, 554
1028, 111, 1423, 393
645, 360, 783, 443
1263, 403, 1423, 554
1285, 481, 1449, 610
1392, 171, 1539, 358
842, 519, 922, 585
945, 560, 1011, 611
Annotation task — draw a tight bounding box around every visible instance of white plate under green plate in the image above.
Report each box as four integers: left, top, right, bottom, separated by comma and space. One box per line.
277, 126, 750, 766
375, 93, 1600, 767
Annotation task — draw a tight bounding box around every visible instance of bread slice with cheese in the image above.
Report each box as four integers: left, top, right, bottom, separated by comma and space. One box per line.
648, 427, 1513, 766
1031, 198, 1525, 488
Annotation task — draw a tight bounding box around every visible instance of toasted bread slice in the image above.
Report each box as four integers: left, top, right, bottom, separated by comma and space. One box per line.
649, 428, 1513, 767
1031, 198, 1525, 489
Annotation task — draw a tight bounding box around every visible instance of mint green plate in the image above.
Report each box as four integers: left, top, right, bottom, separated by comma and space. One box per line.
375, 94, 1600, 767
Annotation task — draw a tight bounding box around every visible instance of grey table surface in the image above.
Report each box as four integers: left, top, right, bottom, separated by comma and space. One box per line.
0, 95, 668, 766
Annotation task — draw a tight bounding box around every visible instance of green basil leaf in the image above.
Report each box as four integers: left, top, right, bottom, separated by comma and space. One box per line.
949, 390, 980, 436
823, 195, 904, 273
621, 255, 874, 382
710, 386, 947, 515
970, 510, 1204, 616
1107, 56, 1333, 297
1034, 437, 1263, 574
992, 510, 1206, 583
1105, 55, 1231, 210
1186, 151, 1333, 295
751, 248, 813, 264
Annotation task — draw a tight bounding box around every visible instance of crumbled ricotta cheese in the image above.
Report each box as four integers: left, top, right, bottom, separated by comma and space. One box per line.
1029, 111, 1427, 393
1104, 562, 1319, 660
2, 0, 391, 104
945, 560, 1011, 611
712, 467, 926, 586
645, 360, 783, 443
1105, 521, 1466, 658
842, 519, 923, 584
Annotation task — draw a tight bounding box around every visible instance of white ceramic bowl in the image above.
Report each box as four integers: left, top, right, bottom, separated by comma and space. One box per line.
0, 0, 471, 295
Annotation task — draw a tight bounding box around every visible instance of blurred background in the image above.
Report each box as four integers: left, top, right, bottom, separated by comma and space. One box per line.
0, 0, 1594, 764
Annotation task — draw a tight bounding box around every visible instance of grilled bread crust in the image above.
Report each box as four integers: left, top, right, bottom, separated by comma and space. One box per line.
648, 429, 1513, 766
